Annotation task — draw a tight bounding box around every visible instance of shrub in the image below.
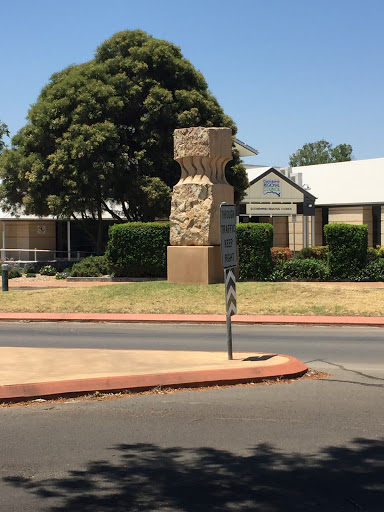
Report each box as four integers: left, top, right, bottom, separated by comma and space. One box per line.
8, 268, 22, 279
366, 246, 384, 262
70, 255, 110, 277
354, 260, 384, 282
236, 223, 274, 280
295, 246, 328, 260
25, 272, 36, 278
294, 247, 312, 260
56, 267, 70, 280
271, 247, 293, 264
106, 222, 170, 277
324, 223, 368, 279
270, 259, 329, 281
55, 272, 68, 280
23, 264, 35, 274
40, 265, 57, 276
367, 247, 379, 262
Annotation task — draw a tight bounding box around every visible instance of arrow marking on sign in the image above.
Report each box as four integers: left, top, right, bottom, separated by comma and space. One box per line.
225, 269, 237, 316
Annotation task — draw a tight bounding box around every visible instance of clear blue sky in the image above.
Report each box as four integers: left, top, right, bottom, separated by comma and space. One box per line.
1, 0, 383, 166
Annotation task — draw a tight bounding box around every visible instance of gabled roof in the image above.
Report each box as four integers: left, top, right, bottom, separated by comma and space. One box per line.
246, 166, 316, 201
234, 139, 259, 157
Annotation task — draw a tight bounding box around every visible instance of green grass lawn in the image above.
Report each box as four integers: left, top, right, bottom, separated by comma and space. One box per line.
2, 281, 384, 316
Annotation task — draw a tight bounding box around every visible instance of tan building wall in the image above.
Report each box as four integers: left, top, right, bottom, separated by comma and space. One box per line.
0, 220, 56, 260
381, 207, 384, 245
273, 217, 289, 247
288, 214, 304, 252
255, 216, 289, 247
287, 213, 318, 251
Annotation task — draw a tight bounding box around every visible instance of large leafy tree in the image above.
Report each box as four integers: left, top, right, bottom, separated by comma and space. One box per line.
0, 121, 9, 153
289, 140, 353, 167
0, 30, 247, 251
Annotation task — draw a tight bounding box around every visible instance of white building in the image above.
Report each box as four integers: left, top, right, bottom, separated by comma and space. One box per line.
241, 157, 384, 250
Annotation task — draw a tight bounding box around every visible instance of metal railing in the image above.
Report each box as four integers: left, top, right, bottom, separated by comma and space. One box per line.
0, 248, 90, 262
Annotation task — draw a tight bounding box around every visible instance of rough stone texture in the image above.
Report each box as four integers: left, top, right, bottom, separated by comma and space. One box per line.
170, 127, 234, 246
174, 127, 233, 185
170, 183, 233, 246
174, 127, 232, 160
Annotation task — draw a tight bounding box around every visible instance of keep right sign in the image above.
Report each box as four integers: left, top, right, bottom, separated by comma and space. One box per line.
220, 203, 237, 269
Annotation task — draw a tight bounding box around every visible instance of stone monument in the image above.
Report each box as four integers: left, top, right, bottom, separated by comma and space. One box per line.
167, 126, 234, 284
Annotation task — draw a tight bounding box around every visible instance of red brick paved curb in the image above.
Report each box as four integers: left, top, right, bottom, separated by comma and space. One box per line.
0, 354, 307, 401
0, 312, 383, 326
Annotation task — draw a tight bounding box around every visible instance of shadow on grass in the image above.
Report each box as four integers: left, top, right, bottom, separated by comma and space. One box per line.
4, 438, 384, 511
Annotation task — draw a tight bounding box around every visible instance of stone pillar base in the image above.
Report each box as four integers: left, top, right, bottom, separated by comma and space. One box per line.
167, 246, 223, 284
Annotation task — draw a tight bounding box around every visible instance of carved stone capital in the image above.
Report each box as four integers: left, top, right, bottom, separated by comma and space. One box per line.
173, 127, 233, 185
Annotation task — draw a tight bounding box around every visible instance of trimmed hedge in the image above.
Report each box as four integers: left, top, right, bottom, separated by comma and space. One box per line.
236, 223, 273, 280
106, 222, 170, 277
324, 223, 368, 279
271, 259, 329, 281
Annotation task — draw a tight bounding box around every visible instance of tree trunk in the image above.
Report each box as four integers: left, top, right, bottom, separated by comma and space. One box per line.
96, 211, 104, 255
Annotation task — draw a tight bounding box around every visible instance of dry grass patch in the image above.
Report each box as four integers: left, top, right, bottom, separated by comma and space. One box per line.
1, 281, 384, 316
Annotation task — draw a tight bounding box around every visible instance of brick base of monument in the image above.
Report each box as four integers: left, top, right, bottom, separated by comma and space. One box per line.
167, 246, 224, 285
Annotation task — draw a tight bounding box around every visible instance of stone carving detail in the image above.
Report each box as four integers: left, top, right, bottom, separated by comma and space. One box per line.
170, 127, 234, 246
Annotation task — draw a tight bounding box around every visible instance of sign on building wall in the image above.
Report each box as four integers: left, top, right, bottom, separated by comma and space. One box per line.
246, 204, 297, 216
263, 179, 281, 197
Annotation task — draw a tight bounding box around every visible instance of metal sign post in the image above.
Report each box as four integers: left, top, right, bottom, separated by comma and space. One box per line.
2, 264, 9, 292
220, 203, 237, 360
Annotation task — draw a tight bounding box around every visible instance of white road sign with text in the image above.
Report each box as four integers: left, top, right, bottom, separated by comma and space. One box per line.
220, 203, 237, 269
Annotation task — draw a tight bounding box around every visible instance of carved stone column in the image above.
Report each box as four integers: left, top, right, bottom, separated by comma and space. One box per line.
167, 127, 235, 284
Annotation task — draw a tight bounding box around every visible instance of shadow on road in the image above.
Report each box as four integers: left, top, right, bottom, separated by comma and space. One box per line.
4, 438, 384, 511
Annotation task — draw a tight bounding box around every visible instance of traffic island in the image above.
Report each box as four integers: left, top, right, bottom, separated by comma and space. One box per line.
0, 348, 308, 402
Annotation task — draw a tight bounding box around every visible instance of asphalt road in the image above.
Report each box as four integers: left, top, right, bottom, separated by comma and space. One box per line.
0, 322, 383, 511
0, 321, 383, 376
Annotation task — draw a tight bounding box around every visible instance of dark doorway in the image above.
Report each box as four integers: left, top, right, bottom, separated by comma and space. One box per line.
372, 205, 381, 247
322, 207, 329, 245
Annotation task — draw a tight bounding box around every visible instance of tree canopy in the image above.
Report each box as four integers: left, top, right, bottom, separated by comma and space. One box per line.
289, 140, 353, 167
0, 121, 9, 154
0, 30, 247, 250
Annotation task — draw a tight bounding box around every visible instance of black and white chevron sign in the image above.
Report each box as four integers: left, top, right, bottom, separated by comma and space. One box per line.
225, 269, 237, 316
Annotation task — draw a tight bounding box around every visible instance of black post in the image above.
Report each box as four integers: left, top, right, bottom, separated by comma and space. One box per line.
2, 264, 9, 292
224, 269, 233, 360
